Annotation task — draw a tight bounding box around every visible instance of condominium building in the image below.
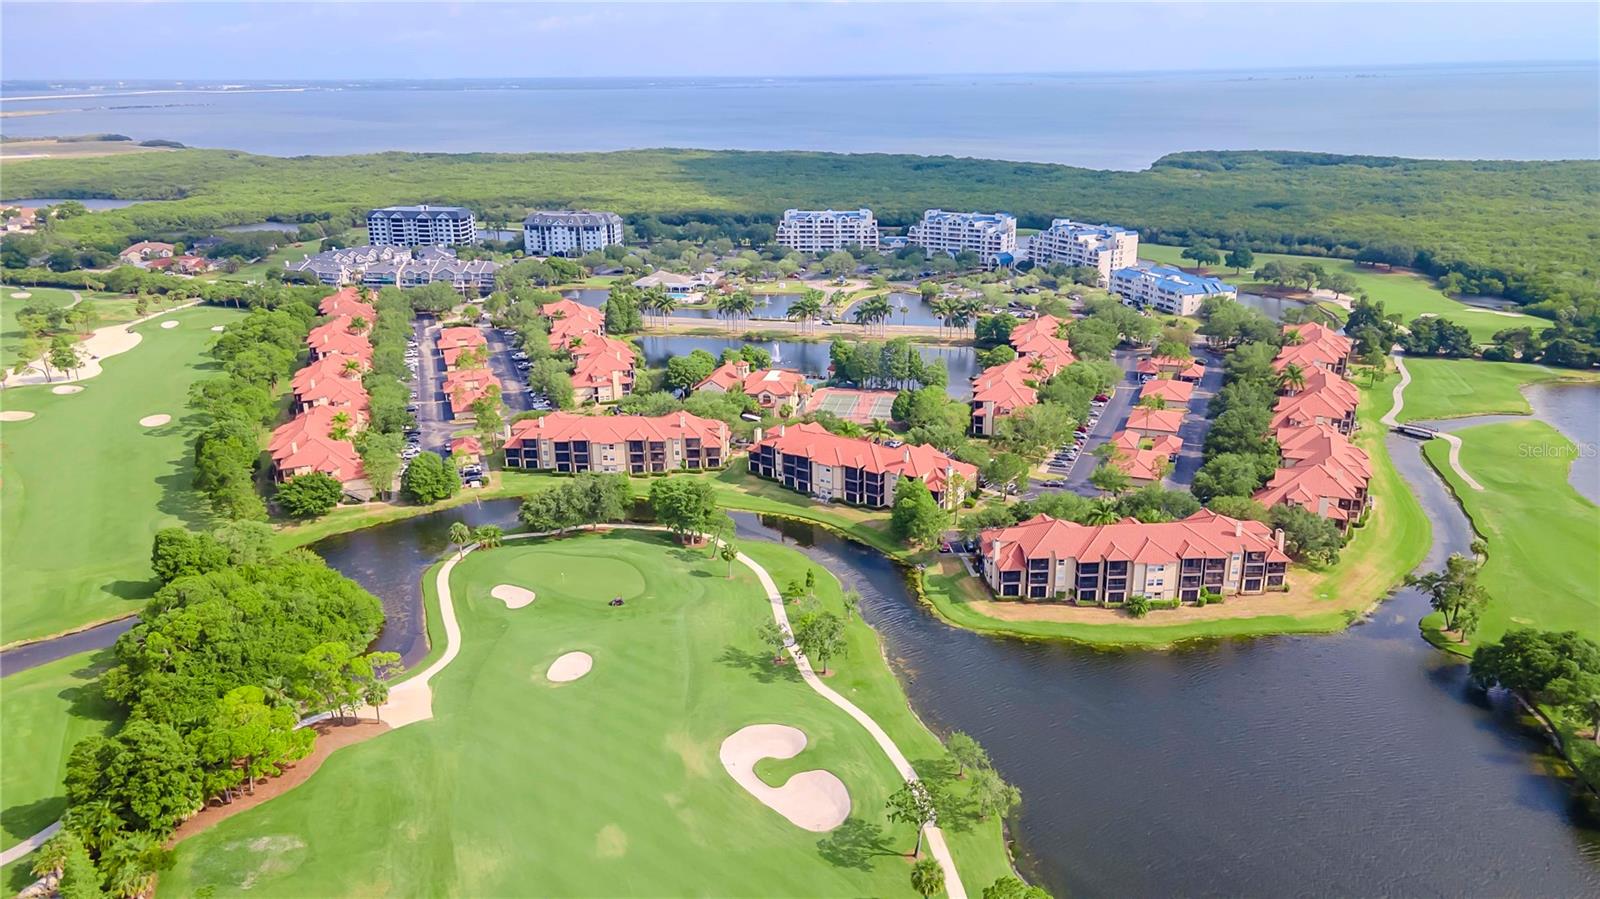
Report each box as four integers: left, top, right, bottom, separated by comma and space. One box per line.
907, 209, 1017, 265
978, 510, 1289, 602
367, 205, 477, 247
1026, 219, 1139, 285
747, 422, 977, 509
502, 412, 729, 474
287, 246, 498, 295
1111, 265, 1237, 316
522, 210, 624, 257
776, 208, 880, 253
695, 361, 813, 414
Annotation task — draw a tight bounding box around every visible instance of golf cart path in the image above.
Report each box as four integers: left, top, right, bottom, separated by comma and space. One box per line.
1384, 353, 1484, 492
2, 300, 201, 388
380, 524, 966, 897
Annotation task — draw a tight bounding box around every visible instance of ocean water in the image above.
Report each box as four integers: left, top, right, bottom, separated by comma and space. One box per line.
2, 63, 1596, 168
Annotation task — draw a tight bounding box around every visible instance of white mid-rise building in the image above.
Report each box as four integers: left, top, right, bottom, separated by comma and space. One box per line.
776, 208, 880, 252
1111, 265, 1237, 316
522, 210, 624, 257
367, 205, 477, 247
1027, 219, 1139, 285
907, 209, 1017, 266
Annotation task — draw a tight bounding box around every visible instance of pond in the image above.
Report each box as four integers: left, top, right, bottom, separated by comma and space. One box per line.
218, 221, 303, 234
1235, 291, 1311, 322
0, 197, 149, 210
633, 334, 980, 399
309, 438, 1600, 895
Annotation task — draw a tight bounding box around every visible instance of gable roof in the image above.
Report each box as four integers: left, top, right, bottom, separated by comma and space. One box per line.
980, 509, 1288, 571
1125, 407, 1186, 434
1139, 378, 1195, 404
506, 410, 729, 448
753, 421, 976, 494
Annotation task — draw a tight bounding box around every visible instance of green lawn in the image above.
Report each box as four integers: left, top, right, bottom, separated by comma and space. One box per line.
1140, 244, 1544, 343
0, 285, 78, 370
0, 304, 245, 645
161, 531, 1012, 896
912, 372, 1431, 646
214, 238, 324, 283
1422, 420, 1600, 650
1397, 357, 1599, 423
0, 650, 122, 852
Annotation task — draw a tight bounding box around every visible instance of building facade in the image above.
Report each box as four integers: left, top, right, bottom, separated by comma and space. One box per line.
502, 412, 729, 474
523, 210, 624, 257
978, 510, 1289, 602
1026, 220, 1139, 284
747, 422, 976, 509
776, 208, 880, 253
1111, 265, 1237, 316
907, 209, 1017, 265
367, 205, 477, 247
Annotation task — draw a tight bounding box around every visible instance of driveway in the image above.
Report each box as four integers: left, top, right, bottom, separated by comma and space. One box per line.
483, 324, 531, 415
1167, 347, 1225, 488
411, 316, 453, 457
1022, 347, 1139, 499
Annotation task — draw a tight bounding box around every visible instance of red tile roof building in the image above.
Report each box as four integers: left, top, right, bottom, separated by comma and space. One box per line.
968, 314, 1077, 436
119, 241, 174, 263
748, 421, 977, 509
267, 406, 370, 499
1125, 407, 1186, 436
503, 411, 729, 474
1254, 423, 1373, 530
978, 510, 1289, 602
1138, 377, 1195, 405
1106, 429, 1183, 483
306, 316, 373, 364
290, 356, 370, 417
568, 333, 636, 404
696, 361, 813, 412
1274, 323, 1353, 375
318, 287, 377, 322
1135, 355, 1205, 382
443, 367, 499, 418
1008, 315, 1077, 366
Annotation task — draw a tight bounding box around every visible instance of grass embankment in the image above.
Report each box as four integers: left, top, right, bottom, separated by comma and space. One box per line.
0, 650, 122, 853
0, 285, 76, 369
913, 372, 1430, 646
1420, 420, 1600, 653
161, 532, 1012, 895
1140, 244, 1544, 344
1395, 357, 1600, 423
0, 304, 244, 645
213, 238, 324, 282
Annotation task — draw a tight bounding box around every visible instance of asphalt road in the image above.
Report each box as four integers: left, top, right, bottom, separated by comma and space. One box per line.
0, 616, 134, 677
410, 316, 454, 457
1060, 348, 1140, 496
1168, 347, 1225, 488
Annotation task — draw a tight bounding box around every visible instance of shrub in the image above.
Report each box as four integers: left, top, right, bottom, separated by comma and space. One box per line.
275, 472, 344, 518
1125, 594, 1151, 618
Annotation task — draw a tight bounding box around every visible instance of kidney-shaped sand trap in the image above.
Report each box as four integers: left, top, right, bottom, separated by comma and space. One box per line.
10, 291, 31, 298
0, 410, 35, 422
546, 651, 593, 683
139, 414, 172, 427
490, 584, 535, 609
160, 320, 180, 329
51, 385, 83, 395
719, 724, 850, 832
210, 325, 226, 332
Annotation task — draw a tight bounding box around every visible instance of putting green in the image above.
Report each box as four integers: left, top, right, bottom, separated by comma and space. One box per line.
161, 531, 1012, 896
1397, 357, 1597, 423
0, 304, 245, 644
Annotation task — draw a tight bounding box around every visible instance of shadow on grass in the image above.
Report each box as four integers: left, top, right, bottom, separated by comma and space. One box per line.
717, 644, 801, 685
815, 817, 895, 871
0, 796, 62, 850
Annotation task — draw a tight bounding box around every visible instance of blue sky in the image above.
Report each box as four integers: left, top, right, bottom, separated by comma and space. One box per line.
3, 2, 1596, 80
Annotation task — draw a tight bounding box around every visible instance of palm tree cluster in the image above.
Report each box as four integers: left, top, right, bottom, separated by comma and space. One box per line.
715, 290, 757, 331
784, 289, 826, 332
929, 295, 985, 338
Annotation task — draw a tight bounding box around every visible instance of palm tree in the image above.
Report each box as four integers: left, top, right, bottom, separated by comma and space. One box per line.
31, 832, 75, 881
341, 357, 363, 377
930, 297, 954, 339
720, 540, 738, 578
473, 524, 504, 548
787, 293, 824, 333
716, 291, 754, 332
65, 799, 123, 855
1277, 362, 1306, 394
329, 411, 353, 442
1085, 498, 1121, 525
898, 301, 910, 327
853, 295, 893, 335
866, 419, 894, 443
642, 288, 676, 324
103, 831, 167, 899
910, 857, 945, 899
448, 521, 472, 558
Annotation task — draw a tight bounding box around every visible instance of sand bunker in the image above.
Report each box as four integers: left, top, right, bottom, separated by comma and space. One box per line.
160, 320, 180, 329
546, 651, 593, 683
0, 410, 35, 422
10, 291, 30, 299
139, 414, 172, 427
719, 724, 850, 832
490, 584, 536, 609
210, 325, 226, 332
51, 385, 83, 395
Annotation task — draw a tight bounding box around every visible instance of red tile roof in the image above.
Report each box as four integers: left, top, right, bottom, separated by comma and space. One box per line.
980, 509, 1289, 572
437, 326, 487, 353
1136, 355, 1205, 380
1271, 388, 1355, 431
291, 356, 370, 410
1125, 407, 1186, 434
268, 406, 364, 482
451, 436, 483, 456
444, 367, 500, 415
506, 410, 729, 448
1009, 315, 1076, 365
1138, 378, 1195, 404
971, 355, 1066, 413
1112, 429, 1182, 457
318, 287, 376, 321
697, 361, 811, 400
752, 421, 977, 495
306, 317, 373, 363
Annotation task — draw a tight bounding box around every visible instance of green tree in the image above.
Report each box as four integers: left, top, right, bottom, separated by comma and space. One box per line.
911, 857, 946, 898
402, 452, 459, 504
970, 764, 1022, 821
149, 527, 230, 583
665, 348, 718, 392
649, 477, 719, 544
56, 830, 103, 899
48, 334, 86, 380
982, 875, 1052, 899
757, 621, 789, 664
1181, 245, 1222, 269
1125, 594, 1151, 618
1088, 460, 1132, 497
1268, 503, 1343, 565
885, 779, 940, 857
449, 521, 472, 558
473, 524, 504, 548
890, 478, 950, 548
794, 611, 845, 675
1224, 247, 1255, 274
945, 730, 988, 778
720, 539, 739, 579
355, 431, 403, 500
275, 471, 344, 518
1406, 553, 1488, 638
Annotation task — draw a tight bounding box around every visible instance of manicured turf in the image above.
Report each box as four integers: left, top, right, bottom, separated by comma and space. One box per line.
0, 285, 78, 370
162, 532, 1011, 896
1140, 244, 1543, 343
913, 372, 1430, 645
1397, 357, 1598, 423
1422, 420, 1600, 650
0, 650, 122, 851
213, 238, 323, 282
0, 304, 244, 644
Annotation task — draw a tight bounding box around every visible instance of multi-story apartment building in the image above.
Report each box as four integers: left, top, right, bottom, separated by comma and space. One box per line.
522, 210, 624, 257
747, 422, 977, 509
776, 208, 880, 253
978, 510, 1290, 602
1111, 265, 1236, 316
287, 246, 497, 295
367, 205, 477, 247
1026, 219, 1139, 285
907, 209, 1017, 266
502, 412, 729, 474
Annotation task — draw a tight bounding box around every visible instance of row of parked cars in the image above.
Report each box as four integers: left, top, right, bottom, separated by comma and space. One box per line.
1040, 392, 1112, 485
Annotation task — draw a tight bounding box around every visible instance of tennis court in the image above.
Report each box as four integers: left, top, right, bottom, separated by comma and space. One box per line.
809, 388, 897, 423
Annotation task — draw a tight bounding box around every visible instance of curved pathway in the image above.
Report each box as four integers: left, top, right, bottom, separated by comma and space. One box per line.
1384, 352, 1484, 492
2, 300, 201, 388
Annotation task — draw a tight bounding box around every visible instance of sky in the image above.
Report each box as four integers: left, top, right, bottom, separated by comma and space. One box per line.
2, 1, 1596, 81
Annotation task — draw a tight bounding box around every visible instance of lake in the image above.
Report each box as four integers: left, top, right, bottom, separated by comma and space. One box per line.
633, 334, 980, 398
4, 64, 1595, 169
0, 197, 146, 210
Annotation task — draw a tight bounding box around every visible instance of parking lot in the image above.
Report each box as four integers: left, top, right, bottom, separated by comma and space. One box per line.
1027, 348, 1138, 498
